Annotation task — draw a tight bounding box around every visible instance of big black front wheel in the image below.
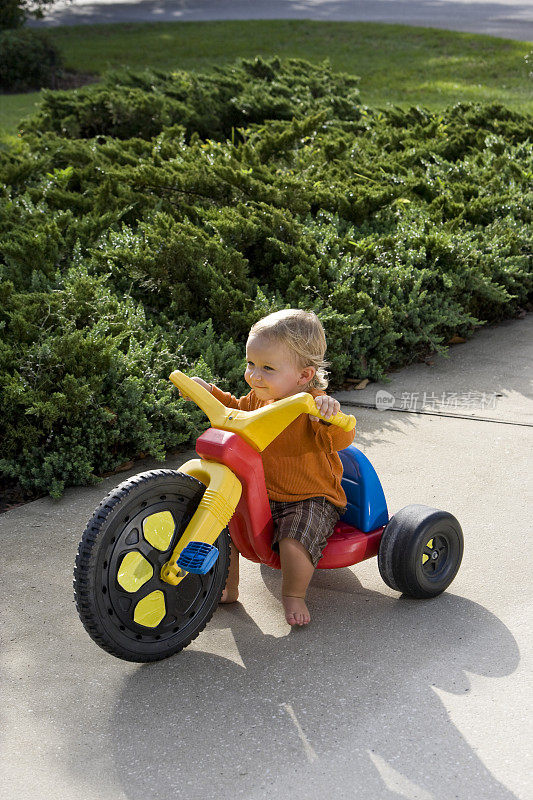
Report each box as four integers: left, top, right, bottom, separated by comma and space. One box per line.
74, 469, 230, 662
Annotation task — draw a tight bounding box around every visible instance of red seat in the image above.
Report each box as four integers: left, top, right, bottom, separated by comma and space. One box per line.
196, 428, 384, 570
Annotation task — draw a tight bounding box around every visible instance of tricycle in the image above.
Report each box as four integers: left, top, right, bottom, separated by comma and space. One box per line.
74, 371, 464, 662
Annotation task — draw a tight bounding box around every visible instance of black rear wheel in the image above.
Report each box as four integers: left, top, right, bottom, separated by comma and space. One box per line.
73, 469, 230, 662
378, 504, 463, 598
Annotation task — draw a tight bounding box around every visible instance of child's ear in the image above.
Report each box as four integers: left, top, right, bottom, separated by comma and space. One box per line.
298, 366, 316, 385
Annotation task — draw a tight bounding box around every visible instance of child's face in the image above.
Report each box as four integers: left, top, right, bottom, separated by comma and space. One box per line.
244, 335, 316, 401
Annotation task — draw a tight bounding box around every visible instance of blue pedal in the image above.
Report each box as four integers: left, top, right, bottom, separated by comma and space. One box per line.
177, 542, 220, 574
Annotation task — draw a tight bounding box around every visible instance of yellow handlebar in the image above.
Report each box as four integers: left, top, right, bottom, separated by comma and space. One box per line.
312, 404, 356, 432
170, 370, 228, 423
169, 370, 356, 451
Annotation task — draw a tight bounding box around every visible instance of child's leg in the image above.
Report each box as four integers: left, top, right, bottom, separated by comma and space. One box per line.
278, 538, 315, 626
220, 539, 240, 603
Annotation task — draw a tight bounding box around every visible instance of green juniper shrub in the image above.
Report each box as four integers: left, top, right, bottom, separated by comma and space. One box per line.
1, 57, 532, 497
0, 0, 25, 30
23, 56, 360, 141
0, 28, 62, 92
0, 265, 243, 496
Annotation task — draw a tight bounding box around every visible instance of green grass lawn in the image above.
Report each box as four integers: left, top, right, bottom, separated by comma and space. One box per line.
1, 19, 532, 139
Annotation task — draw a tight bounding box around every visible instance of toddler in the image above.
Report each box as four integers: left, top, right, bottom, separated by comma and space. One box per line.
187, 309, 355, 626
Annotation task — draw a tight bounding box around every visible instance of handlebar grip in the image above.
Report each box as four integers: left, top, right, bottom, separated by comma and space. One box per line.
312, 406, 356, 431
169, 370, 227, 426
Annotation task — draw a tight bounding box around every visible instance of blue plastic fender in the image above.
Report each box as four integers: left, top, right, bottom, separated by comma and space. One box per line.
338, 445, 389, 532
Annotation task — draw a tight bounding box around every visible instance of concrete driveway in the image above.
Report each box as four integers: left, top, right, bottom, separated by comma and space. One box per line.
31, 0, 533, 40
1, 313, 531, 800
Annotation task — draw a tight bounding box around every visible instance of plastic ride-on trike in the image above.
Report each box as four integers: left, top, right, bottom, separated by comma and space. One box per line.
74, 371, 464, 662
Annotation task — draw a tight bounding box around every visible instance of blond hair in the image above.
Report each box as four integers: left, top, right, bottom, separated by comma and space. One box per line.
249, 309, 330, 390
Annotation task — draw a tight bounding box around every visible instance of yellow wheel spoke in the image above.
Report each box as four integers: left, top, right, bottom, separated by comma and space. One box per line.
134, 591, 166, 628
117, 551, 153, 593
422, 554, 429, 564
143, 510, 175, 551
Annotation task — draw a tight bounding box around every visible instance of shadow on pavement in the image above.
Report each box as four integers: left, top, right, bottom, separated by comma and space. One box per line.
58, 565, 520, 799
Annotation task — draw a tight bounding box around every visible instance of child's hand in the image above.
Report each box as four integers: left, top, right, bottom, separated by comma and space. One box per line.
310, 395, 340, 422
179, 376, 211, 400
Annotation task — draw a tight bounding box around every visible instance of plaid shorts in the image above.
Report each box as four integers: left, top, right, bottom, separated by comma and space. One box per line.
269, 497, 345, 568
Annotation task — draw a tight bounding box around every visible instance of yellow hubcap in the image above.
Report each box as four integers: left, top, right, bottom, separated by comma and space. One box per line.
422, 538, 434, 564
114, 511, 177, 629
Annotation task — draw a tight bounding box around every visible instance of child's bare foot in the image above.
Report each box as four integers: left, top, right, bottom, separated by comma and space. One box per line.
282, 595, 310, 626
219, 587, 239, 603
219, 542, 240, 604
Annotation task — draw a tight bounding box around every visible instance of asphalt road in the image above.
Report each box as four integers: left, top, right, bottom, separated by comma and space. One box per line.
31, 0, 533, 40
1, 314, 532, 800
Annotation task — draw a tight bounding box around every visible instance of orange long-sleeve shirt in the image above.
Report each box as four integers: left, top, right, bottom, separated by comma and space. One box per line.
210, 384, 355, 509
